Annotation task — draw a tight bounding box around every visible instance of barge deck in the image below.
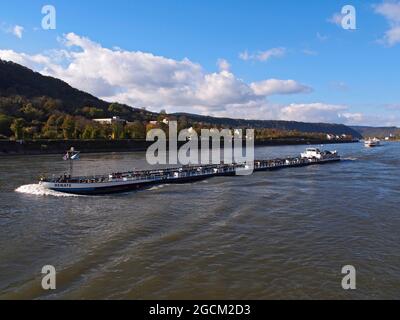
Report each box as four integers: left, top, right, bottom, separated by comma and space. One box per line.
39, 148, 340, 195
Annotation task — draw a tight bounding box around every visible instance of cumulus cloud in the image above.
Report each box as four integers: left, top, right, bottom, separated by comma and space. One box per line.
374, 1, 400, 46
279, 103, 348, 123
0, 33, 312, 117
239, 47, 286, 62
206, 101, 380, 126
250, 79, 312, 96
341, 111, 400, 126
3, 32, 390, 125
276, 104, 399, 126
217, 58, 230, 71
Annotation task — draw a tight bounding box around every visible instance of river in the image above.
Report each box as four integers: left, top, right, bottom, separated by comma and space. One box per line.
0, 142, 399, 299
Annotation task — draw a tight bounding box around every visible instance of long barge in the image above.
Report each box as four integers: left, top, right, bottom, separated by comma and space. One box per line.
39, 148, 340, 195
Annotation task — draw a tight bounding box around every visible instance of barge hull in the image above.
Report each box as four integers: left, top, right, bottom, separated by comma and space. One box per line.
43, 173, 215, 195
42, 158, 340, 195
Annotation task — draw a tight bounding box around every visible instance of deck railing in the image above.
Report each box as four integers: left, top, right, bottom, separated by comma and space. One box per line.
46, 154, 339, 184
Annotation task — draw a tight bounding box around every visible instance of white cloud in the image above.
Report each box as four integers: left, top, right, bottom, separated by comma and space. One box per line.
12, 25, 24, 39
238, 51, 249, 61
217, 58, 230, 71
278, 104, 400, 127
1, 32, 389, 125
302, 49, 318, 56
204, 101, 383, 126
374, 1, 400, 46
0, 49, 52, 68
316, 32, 328, 41
385, 103, 400, 110
327, 12, 344, 27
339, 112, 365, 123
1, 23, 24, 39
382, 26, 400, 46
340, 111, 400, 127
279, 103, 348, 123
374, 2, 400, 23
331, 81, 349, 91
250, 79, 312, 96
239, 47, 286, 62
0, 33, 311, 117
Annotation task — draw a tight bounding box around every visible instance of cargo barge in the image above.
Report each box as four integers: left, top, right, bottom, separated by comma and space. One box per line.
39, 148, 340, 195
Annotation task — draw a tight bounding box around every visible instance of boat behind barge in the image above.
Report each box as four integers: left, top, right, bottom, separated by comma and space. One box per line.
39, 148, 340, 195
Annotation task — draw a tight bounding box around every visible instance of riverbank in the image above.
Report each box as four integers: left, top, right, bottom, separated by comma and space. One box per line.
0, 138, 358, 156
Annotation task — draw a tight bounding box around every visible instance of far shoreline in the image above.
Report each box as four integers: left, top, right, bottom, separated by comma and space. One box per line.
0, 138, 359, 156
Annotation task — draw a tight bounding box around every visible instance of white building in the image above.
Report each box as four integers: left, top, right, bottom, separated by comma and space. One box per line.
93, 116, 127, 125
326, 134, 335, 140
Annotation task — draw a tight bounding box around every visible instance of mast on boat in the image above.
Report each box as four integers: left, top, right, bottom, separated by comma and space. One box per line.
63, 147, 80, 177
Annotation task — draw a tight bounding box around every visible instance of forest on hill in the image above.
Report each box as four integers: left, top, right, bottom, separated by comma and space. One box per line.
350, 126, 400, 138
0, 59, 363, 141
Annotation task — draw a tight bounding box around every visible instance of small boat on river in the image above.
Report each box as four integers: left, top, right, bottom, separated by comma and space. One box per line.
364, 138, 381, 148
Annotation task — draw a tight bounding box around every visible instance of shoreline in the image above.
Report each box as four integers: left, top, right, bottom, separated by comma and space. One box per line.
0, 138, 358, 156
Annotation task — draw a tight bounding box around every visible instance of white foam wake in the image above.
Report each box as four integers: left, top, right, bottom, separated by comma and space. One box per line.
343, 157, 358, 161
15, 184, 80, 197
148, 184, 169, 191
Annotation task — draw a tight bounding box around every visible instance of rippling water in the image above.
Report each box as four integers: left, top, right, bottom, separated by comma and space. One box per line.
0, 142, 399, 299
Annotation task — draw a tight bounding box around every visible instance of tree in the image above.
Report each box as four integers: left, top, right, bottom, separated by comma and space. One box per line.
82, 125, 94, 139
41, 115, 58, 138
23, 126, 38, 139
0, 114, 12, 136
81, 106, 104, 118
111, 122, 124, 140
10, 118, 25, 140
20, 103, 44, 121
73, 117, 88, 139
42, 98, 58, 113
91, 126, 103, 139
108, 103, 127, 116
178, 115, 189, 131
126, 120, 146, 139
157, 109, 168, 123
61, 116, 75, 139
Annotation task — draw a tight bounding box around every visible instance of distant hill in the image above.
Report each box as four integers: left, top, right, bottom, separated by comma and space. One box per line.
0, 58, 362, 138
0, 60, 106, 112
0, 59, 157, 121
175, 113, 362, 138
351, 126, 400, 138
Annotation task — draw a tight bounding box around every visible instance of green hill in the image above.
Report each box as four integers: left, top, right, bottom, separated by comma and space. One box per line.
0, 59, 157, 120
350, 126, 400, 138
0, 58, 362, 139
174, 113, 362, 138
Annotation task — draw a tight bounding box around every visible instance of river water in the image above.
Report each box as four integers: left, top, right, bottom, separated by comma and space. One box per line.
0, 142, 399, 299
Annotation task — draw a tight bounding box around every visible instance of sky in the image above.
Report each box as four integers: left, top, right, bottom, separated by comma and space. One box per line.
1, 0, 400, 126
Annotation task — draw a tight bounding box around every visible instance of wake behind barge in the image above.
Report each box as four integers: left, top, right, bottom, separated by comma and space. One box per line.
39, 148, 340, 195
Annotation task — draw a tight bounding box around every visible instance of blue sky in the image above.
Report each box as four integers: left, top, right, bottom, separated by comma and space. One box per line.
1, 0, 400, 126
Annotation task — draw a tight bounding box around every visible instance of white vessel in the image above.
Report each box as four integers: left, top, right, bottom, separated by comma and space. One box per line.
364, 138, 381, 147
300, 148, 338, 160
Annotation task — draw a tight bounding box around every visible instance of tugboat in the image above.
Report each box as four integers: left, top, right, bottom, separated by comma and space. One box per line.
39, 147, 340, 195
364, 138, 381, 147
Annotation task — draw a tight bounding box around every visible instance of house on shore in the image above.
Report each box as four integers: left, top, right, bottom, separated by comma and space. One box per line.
93, 116, 127, 125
